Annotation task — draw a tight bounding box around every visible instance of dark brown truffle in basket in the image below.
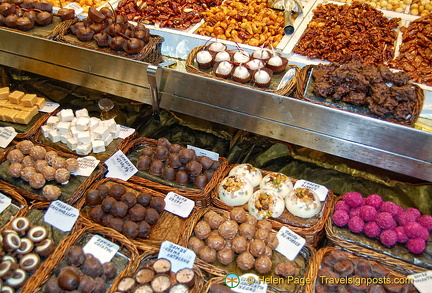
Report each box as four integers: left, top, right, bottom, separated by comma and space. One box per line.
58, 269, 80, 291
162, 165, 176, 181
66, 246, 85, 266
86, 190, 102, 207
166, 153, 182, 169
101, 196, 116, 213
318, 268, 339, 288
145, 208, 160, 225
141, 146, 155, 157
204, 170, 215, 182
137, 155, 152, 171
138, 221, 151, 238
333, 260, 355, 277
150, 197, 165, 213
157, 137, 171, 149
103, 262, 117, 281
175, 170, 189, 185
179, 148, 196, 164
123, 220, 139, 239
194, 174, 208, 189
169, 143, 182, 153
323, 250, 350, 267
78, 275, 97, 292
137, 192, 152, 207
89, 205, 105, 223
198, 156, 214, 171
128, 204, 146, 222
209, 160, 220, 171
82, 254, 103, 278
97, 184, 110, 197
121, 192, 137, 208
109, 183, 126, 199
111, 201, 129, 218
149, 160, 164, 176
154, 145, 169, 161
185, 160, 202, 176
109, 217, 124, 233
45, 277, 62, 293
101, 214, 114, 227
353, 259, 374, 278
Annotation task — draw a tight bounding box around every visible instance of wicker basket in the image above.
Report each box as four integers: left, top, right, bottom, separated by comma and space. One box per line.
111, 248, 205, 293
0, 181, 29, 229
76, 177, 194, 250
186, 45, 299, 96
123, 136, 228, 208
204, 276, 279, 293
295, 65, 424, 126
326, 197, 431, 273
211, 164, 334, 247
304, 246, 421, 292
179, 206, 316, 293
27, 218, 139, 293
0, 140, 105, 205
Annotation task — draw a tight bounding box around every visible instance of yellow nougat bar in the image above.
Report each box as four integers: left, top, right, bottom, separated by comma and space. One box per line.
8, 91, 25, 104
35, 97, 46, 110
25, 106, 38, 117
3, 109, 19, 122
14, 110, 35, 124
0, 87, 9, 100
21, 94, 37, 107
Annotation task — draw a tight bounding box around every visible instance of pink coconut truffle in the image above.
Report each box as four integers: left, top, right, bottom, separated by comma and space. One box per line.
364, 222, 381, 238
407, 238, 426, 254
333, 210, 350, 227
419, 227, 430, 241
397, 211, 417, 226
343, 192, 364, 208
380, 201, 403, 217
404, 222, 423, 239
375, 212, 397, 230
419, 215, 432, 232
348, 216, 365, 234
365, 194, 383, 210
395, 226, 408, 243
359, 205, 378, 222
406, 207, 421, 221
349, 208, 361, 218
380, 229, 398, 247
335, 200, 351, 213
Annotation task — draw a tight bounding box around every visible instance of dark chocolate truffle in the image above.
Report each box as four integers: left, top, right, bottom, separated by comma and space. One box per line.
145, 208, 160, 225
89, 205, 105, 223
109, 217, 124, 233
166, 153, 182, 169
101, 196, 116, 213
149, 160, 164, 176
162, 166, 176, 181
128, 204, 146, 222
137, 155, 152, 171
111, 201, 129, 218
86, 190, 102, 206
154, 146, 169, 161
82, 254, 103, 278
138, 221, 151, 238
137, 192, 152, 207
175, 170, 189, 185
109, 183, 126, 200
97, 184, 110, 197
150, 197, 165, 213
121, 192, 137, 208
123, 221, 139, 239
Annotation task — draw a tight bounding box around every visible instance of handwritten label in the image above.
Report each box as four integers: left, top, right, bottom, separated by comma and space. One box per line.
73, 156, 100, 177
83, 235, 119, 264
232, 274, 267, 293
158, 241, 196, 273
105, 150, 137, 181
0, 193, 12, 214
408, 271, 432, 293
164, 192, 195, 218
187, 145, 219, 161
0, 127, 17, 148
118, 125, 135, 139
40, 101, 60, 113
276, 226, 305, 261
294, 179, 328, 201
44, 200, 79, 232
64, 2, 84, 15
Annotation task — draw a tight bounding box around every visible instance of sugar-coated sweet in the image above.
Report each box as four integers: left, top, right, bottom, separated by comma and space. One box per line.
380, 201, 403, 217
359, 205, 378, 222
404, 222, 423, 239
348, 216, 364, 234
349, 208, 361, 218
380, 229, 397, 247
395, 226, 409, 243
419, 227, 430, 241
397, 211, 417, 226
406, 207, 421, 221
364, 222, 381, 238
342, 192, 364, 208
407, 238, 426, 254
365, 194, 383, 210
375, 212, 396, 230
419, 215, 432, 231
333, 210, 350, 227
334, 200, 350, 213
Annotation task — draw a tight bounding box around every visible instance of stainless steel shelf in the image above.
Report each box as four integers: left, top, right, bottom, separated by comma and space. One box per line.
1, 28, 431, 182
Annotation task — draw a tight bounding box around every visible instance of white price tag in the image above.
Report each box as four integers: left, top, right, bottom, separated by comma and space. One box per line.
118, 125, 135, 139
0, 127, 17, 148
0, 193, 12, 214
408, 271, 432, 293
43, 200, 79, 232
164, 192, 195, 218
275, 226, 305, 261
40, 102, 60, 113
73, 156, 100, 177
158, 241, 196, 273
83, 235, 119, 264
232, 274, 267, 293
277, 67, 297, 90
187, 145, 219, 161
64, 2, 84, 15
105, 150, 138, 181
294, 179, 328, 201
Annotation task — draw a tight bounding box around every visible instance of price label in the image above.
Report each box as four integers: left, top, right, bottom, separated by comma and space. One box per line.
105, 150, 137, 181
275, 226, 305, 261
83, 235, 119, 264
118, 125, 135, 139
187, 145, 219, 161
408, 271, 432, 293
158, 241, 196, 273
40, 102, 60, 113
73, 156, 100, 177
164, 192, 195, 218
277, 67, 297, 90
44, 200, 79, 232
0, 193, 12, 214
0, 127, 17, 148
294, 179, 328, 201
232, 274, 267, 293
64, 2, 84, 15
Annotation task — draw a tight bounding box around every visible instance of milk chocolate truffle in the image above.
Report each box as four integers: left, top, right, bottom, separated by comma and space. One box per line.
145, 208, 160, 225
186, 160, 202, 176
65, 158, 79, 173
45, 150, 57, 165
179, 148, 196, 164
86, 190, 102, 206
207, 234, 226, 251
194, 174, 208, 189
231, 235, 248, 254
218, 220, 238, 240
230, 207, 247, 224
89, 205, 105, 222
175, 170, 189, 185
150, 197, 165, 213
137, 192, 152, 207
162, 165, 176, 181
169, 143, 182, 153
238, 223, 256, 240
154, 146, 169, 161
194, 221, 212, 240
254, 228, 270, 242
16, 140, 34, 154
236, 251, 255, 271
41, 165, 56, 181
21, 166, 37, 181
217, 247, 235, 265
138, 221, 151, 238
188, 236, 205, 254
121, 192, 137, 208
22, 155, 34, 167
29, 173, 46, 189
55, 168, 70, 184
266, 233, 279, 250
204, 211, 225, 230
249, 239, 266, 257
30, 146, 47, 160
141, 146, 155, 157
51, 156, 66, 169
43, 185, 62, 200
123, 221, 139, 239
128, 204, 146, 221
109, 183, 126, 199
149, 160, 164, 176
255, 255, 272, 274
137, 155, 152, 171
199, 246, 216, 263
8, 162, 23, 178
7, 149, 24, 163
34, 160, 48, 172
157, 137, 171, 149
257, 220, 272, 231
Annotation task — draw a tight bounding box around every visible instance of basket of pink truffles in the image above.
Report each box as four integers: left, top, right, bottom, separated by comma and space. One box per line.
326, 191, 431, 274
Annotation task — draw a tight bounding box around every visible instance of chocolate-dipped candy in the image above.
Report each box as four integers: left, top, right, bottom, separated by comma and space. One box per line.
5, 268, 27, 288
194, 174, 208, 189
89, 205, 105, 223
19, 253, 41, 271
102, 262, 117, 281
97, 184, 110, 197
101, 196, 117, 213
42, 184, 61, 200
3, 233, 21, 251
16, 238, 34, 254
169, 143, 182, 153
109, 218, 124, 233
121, 192, 137, 208
123, 221, 139, 239
185, 160, 203, 176
111, 201, 129, 218
150, 197, 165, 213
179, 148, 196, 164
166, 153, 182, 168
57, 269, 80, 291
137, 192, 152, 207
162, 165, 176, 181
138, 221, 151, 238
128, 204, 146, 222
35, 238, 56, 257
175, 170, 189, 185
11, 217, 30, 234
66, 246, 86, 266
82, 254, 103, 278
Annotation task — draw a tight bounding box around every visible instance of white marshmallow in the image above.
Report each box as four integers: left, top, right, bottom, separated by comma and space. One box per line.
58, 109, 74, 122
92, 140, 106, 153
76, 143, 92, 155
76, 117, 90, 132
77, 131, 91, 144
57, 121, 71, 134
75, 108, 89, 118
46, 116, 59, 126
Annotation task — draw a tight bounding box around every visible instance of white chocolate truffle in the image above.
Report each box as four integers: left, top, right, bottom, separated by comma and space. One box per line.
260, 172, 293, 198
248, 189, 285, 220
218, 175, 254, 206
228, 164, 262, 187
285, 188, 322, 218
